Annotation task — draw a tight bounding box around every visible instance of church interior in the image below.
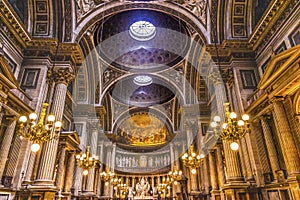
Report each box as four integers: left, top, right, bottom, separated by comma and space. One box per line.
0, 0, 300, 199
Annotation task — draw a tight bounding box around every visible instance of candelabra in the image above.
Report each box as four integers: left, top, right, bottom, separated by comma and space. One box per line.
75, 146, 100, 175
17, 102, 62, 152
211, 102, 250, 151
100, 169, 116, 186
181, 145, 204, 174
168, 166, 183, 185
117, 183, 128, 195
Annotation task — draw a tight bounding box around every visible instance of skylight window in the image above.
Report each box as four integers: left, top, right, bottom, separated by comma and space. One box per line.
133, 75, 153, 86
129, 21, 156, 41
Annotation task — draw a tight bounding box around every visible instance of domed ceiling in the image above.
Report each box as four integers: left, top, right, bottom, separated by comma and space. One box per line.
111, 76, 175, 107
94, 10, 190, 72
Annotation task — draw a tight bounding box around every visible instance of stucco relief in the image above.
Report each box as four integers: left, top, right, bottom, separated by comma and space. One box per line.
75, 0, 97, 20
182, 0, 207, 25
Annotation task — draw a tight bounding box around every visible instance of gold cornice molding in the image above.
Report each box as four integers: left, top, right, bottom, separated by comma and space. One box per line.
0, 0, 83, 65
245, 45, 300, 117
26, 39, 84, 65
0, 0, 31, 47
258, 44, 300, 90
249, 0, 293, 50
205, 40, 253, 57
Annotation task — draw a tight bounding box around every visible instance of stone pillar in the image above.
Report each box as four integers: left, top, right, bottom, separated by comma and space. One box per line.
203, 156, 210, 194
209, 151, 218, 190
0, 120, 17, 180
240, 138, 254, 181
216, 144, 226, 187
64, 152, 75, 193
272, 99, 300, 176
55, 146, 66, 191
111, 143, 116, 170
23, 151, 36, 184
86, 122, 99, 193
170, 143, 174, 168
35, 68, 74, 187
211, 73, 244, 183
272, 98, 300, 199
73, 165, 83, 196
260, 117, 281, 180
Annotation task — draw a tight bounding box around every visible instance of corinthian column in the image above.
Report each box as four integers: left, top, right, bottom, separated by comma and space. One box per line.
35, 68, 74, 186
260, 116, 281, 181
211, 73, 244, 182
272, 98, 300, 199
0, 120, 17, 180
272, 98, 300, 176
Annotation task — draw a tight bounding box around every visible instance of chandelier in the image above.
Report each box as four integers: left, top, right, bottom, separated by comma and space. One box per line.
211, 102, 250, 151
75, 146, 100, 175
100, 169, 117, 186
17, 102, 62, 152
181, 145, 205, 174
168, 166, 182, 185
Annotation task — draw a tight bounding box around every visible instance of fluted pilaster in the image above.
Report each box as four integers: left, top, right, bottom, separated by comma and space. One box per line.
0, 120, 16, 179
24, 151, 36, 183
272, 99, 300, 176
260, 117, 281, 180
240, 138, 254, 181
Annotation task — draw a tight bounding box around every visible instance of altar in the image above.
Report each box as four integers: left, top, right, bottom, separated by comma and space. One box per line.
133, 196, 156, 200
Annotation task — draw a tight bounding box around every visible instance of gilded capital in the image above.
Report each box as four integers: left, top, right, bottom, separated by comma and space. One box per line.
47, 68, 75, 85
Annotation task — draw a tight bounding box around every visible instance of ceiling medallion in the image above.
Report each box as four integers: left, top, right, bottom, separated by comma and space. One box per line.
129, 21, 156, 41
133, 75, 153, 86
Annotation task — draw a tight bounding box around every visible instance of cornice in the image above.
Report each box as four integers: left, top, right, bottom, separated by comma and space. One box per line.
0, 0, 83, 65
249, 0, 298, 51
0, 0, 31, 47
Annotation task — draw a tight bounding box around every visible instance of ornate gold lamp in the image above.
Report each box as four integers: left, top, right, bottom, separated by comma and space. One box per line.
17, 102, 62, 152
211, 102, 250, 151
75, 146, 100, 175
117, 183, 128, 196
181, 145, 205, 174
100, 169, 116, 186
168, 166, 182, 185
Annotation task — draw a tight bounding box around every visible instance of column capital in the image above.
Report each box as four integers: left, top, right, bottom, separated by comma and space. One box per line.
269, 96, 285, 104
47, 68, 75, 85
89, 119, 101, 131
208, 72, 223, 84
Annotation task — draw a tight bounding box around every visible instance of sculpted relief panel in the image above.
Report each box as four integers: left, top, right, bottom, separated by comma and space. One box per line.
182, 0, 207, 26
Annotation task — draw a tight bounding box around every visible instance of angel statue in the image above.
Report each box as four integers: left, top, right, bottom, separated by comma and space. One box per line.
135, 177, 150, 198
